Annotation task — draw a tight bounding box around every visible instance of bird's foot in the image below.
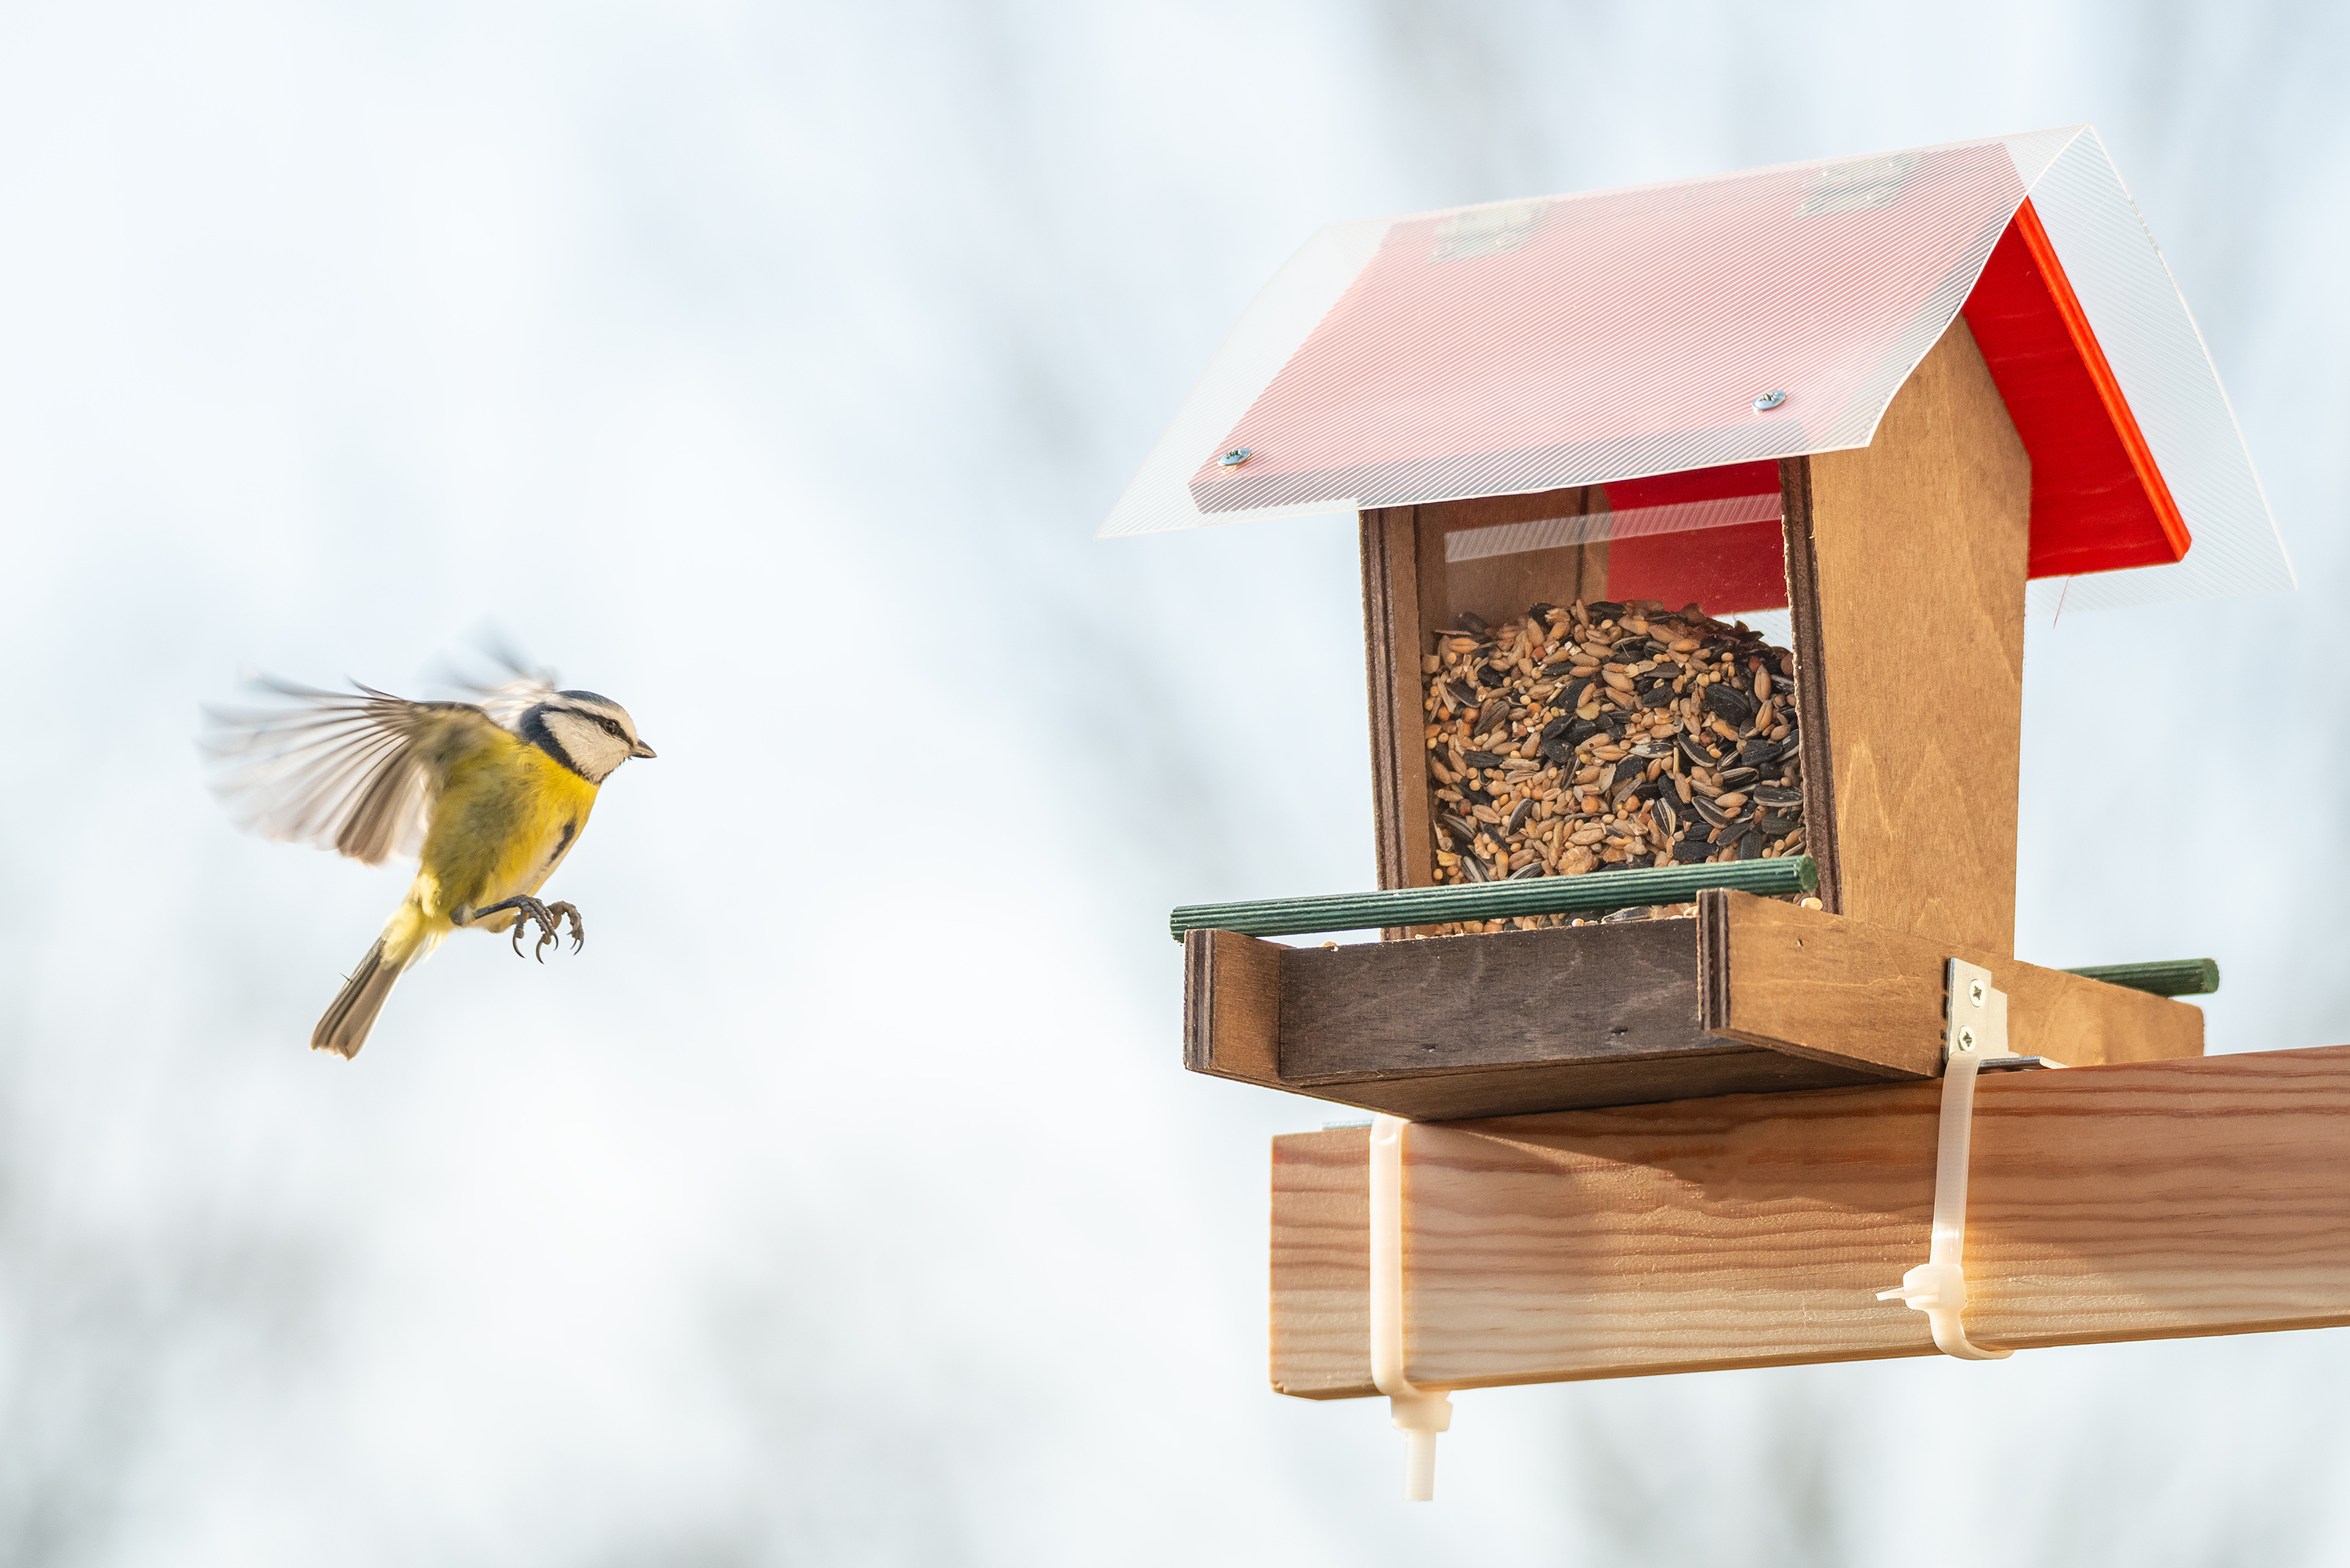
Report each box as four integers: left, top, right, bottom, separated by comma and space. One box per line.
474, 897, 586, 962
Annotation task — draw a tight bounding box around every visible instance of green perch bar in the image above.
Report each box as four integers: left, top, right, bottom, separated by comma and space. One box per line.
1167, 857, 1817, 941
1167, 865, 2222, 1001
2063, 959, 2222, 998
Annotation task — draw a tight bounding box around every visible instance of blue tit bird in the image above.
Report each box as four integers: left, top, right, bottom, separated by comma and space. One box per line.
205, 665, 656, 1058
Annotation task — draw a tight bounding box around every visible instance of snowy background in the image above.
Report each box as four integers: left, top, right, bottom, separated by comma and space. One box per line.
2, 2, 2345, 1563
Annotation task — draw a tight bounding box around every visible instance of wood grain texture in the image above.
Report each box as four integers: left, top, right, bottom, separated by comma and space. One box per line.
1358, 508, 1427, 910
1700, 890, 2204, 1075
1189, 917, 1904, 1122
1271, 1045, 2350, 1399
1280, 919, 1730, 1077
1276, 918, 1900, 1119
1264, 1046, 1893, 1125
1183, 928, 1284, 1084
1189, 900, 2200, 1118
1777, 455, 1842, 914
1806, 319, 2030, 955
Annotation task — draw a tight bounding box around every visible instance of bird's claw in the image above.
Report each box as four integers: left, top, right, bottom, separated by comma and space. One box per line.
548, 901, 585, 956
490, 898, 586, 961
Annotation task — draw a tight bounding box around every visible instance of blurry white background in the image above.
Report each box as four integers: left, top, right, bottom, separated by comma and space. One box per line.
2, 2, 2345, 1563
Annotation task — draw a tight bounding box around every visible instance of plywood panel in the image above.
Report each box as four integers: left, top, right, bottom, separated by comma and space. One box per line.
1805, 319, 2030, 954
1701, 891, 2203, 1074
1358, 508, 1429, 901
1182, 928, 1283, 1085
1191, 922, 1889, 1122
1279, 919, 1716, 1080
1778, 456, 1843, 912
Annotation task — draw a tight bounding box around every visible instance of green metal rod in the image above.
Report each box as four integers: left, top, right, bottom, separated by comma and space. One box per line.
1168, 857, 1817, 941
2062, 959, 2221, 997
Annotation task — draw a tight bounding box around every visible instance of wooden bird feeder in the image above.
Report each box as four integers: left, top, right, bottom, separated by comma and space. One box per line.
1105, 128, 2316, 1497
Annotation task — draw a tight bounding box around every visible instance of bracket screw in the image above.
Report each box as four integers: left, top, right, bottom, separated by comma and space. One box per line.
1217, 447, 1253, 468
1969, 978, 1987, 1006
1752, 390, 1788, 412
1958, 1027, 1977, 1051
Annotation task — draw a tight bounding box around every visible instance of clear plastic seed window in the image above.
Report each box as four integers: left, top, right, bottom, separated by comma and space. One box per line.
1425, 593, 1798, 933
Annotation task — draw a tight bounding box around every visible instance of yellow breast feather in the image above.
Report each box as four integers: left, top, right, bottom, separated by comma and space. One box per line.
421, 737, 601, 930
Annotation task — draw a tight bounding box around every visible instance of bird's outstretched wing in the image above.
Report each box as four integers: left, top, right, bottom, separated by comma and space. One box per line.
455, 645, 561, 733
203, 679, 507, 865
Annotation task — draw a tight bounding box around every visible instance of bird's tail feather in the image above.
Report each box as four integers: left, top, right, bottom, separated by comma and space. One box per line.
313, 937, 401, 1059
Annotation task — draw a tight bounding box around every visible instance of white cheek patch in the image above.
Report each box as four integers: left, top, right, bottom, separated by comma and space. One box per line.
547, 710, 631, 781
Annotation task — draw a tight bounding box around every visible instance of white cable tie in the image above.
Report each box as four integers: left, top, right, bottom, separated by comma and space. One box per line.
1875, 958, 2027, 1360
1369, 1114, 1452, 1501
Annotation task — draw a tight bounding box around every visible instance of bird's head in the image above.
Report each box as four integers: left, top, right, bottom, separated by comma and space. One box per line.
525, 690, 656, 783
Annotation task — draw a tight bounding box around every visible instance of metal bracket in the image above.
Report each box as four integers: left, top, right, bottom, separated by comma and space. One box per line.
1875, 958, 2062, 1360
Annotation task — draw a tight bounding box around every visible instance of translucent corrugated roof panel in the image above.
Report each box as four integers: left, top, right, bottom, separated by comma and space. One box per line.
1101, 127, 2290, 610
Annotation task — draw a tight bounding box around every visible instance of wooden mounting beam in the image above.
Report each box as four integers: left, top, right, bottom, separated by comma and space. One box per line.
1268, 1045, 2350, 1400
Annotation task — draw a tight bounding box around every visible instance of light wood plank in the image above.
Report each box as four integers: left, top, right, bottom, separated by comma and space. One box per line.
1702, 890, 2203, 1074
1269, 1046, 2350, 1399
1806, 318, 2030, 955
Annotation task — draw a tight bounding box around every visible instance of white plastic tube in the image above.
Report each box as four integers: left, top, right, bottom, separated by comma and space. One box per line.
1369, 1115, 1452, 1500
1876, 960, 2019, 1360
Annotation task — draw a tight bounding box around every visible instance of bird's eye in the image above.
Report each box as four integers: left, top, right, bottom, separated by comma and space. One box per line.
600, 717, 624, 736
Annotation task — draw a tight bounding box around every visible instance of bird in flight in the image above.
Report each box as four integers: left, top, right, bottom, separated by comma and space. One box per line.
205, 660, 656, 1058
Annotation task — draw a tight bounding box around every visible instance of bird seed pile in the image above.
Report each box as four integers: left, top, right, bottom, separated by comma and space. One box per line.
1424, 598, 1806, 934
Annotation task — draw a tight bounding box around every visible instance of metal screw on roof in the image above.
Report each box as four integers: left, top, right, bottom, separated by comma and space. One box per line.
1958, 1027, 1977, 1052
1218, 447, 1253, 468
1752, 390, 1788, 412
1969, 978, 1987, 1006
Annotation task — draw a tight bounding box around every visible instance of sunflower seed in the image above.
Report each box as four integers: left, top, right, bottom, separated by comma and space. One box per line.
1421, 598, 1802, 934
1703, 684, 1758, 725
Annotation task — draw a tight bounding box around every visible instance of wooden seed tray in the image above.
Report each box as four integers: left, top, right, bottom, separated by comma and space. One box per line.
1184, 889, 2203, 1121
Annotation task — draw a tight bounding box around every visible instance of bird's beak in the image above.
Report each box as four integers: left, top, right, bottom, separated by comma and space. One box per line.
631, 740, 658, 759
